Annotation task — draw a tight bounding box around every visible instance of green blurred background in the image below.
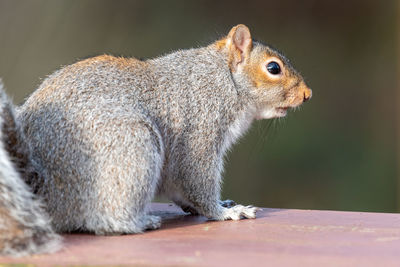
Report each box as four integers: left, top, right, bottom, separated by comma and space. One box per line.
0, 0, 398, 212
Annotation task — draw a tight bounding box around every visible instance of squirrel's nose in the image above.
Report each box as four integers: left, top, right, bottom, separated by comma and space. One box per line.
303, 88, 312, 102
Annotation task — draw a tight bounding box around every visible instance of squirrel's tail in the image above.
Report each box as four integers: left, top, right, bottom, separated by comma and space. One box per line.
0, 81, 61, 257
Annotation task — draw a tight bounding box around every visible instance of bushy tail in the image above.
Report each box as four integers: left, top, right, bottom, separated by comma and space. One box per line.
0, 81, 61, 257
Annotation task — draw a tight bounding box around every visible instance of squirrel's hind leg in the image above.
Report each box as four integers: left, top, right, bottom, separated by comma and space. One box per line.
84, 117, 164, 235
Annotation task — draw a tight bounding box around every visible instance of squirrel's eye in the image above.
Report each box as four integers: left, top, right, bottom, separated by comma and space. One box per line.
266, 61, 281, 75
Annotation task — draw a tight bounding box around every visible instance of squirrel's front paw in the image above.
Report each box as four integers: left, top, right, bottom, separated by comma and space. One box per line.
222, 205, 261, 220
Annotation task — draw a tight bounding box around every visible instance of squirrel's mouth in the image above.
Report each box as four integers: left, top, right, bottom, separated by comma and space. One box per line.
255, 106, 289, 120
274, 107, 289, 117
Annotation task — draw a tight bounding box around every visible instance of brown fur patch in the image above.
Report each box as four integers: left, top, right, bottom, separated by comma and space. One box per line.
243, 53, 283, 89
79, 55, 146, 70
214, 39, 227, 51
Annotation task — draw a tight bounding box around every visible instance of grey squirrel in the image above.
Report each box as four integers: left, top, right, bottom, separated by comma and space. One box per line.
0, 24, 311, 256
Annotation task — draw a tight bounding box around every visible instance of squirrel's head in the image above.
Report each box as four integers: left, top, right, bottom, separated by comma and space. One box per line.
216, 24, 312, 119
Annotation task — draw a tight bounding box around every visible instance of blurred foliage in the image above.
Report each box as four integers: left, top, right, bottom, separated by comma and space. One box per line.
0, 0, 397, 212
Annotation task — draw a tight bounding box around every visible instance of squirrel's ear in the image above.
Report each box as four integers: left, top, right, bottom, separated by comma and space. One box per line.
227, 24, 253, 71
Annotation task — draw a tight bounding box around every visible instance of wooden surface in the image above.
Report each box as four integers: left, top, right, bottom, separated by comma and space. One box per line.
1, 203, 400, 267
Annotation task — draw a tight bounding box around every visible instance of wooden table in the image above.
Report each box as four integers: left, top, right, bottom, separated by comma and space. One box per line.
1, 203, 400, 266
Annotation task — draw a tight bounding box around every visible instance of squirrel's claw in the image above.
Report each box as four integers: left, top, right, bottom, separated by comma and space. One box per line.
219, 199, 237, 208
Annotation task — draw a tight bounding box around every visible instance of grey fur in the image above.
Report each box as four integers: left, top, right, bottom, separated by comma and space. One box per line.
0, 25, 311, 255
0, 82, 61, 256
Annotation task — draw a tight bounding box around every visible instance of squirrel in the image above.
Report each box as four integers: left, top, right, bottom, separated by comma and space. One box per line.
0, 24, 311, 256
